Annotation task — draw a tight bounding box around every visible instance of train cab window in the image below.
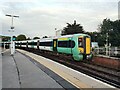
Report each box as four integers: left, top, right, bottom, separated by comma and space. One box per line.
78, 38, 83, 47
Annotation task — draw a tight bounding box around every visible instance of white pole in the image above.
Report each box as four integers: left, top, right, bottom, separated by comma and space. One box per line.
106, 32, 109, 56
10, 32, 14, 55
5, 14, 19, 55
4, 43, 5, 50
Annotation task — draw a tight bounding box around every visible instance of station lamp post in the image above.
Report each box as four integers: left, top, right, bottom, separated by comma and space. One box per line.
5, 14, 19, 55
106, 32, 109, 56
105, 29, 112, 56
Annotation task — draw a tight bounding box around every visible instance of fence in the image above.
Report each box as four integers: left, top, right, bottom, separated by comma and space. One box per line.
93, 47, 120, 58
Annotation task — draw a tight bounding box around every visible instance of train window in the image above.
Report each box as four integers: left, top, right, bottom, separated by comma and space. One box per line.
33, 42, 37, 45
39, 42, 52, 46
22, 43, 26, 45
28, 42, 32, 45
15, 43, 17, 45
58, 40, 75, 48
71, 41, 75, 48
78, 38, 83, 47
58, 41, 67, 47
18, 43, 20, 45
28, 42, 37, 45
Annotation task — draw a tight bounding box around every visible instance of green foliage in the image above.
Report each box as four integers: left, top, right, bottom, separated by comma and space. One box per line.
97, 19, 120, 46
16, 34, 26, 41
86, 32, 98, 42
42, 36, 48, 38
26, 37, 31, 40
61, 20, 84, 35
33, 37, 40, 39
2, 36, 10, 42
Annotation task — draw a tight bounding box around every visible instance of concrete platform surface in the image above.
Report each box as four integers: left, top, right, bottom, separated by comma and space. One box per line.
0, 51, 2, 90
2, 50, 77, 89
17, 49, 118, 89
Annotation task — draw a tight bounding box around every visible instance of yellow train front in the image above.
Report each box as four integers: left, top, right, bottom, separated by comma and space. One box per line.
77, 34, 92, 60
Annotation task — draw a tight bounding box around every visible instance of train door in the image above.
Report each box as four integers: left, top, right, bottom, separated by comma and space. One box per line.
53, 39, 57, 52
37, 40, 39, 49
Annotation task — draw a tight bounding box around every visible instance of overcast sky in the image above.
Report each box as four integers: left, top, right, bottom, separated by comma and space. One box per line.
0, 0, 119, 38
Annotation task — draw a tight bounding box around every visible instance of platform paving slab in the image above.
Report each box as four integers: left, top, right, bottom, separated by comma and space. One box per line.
2, 51, 20, 88
2, 50, 63, 88
0, 52, 2, 89
2, 50, 78, 89
13, 51, 63, 88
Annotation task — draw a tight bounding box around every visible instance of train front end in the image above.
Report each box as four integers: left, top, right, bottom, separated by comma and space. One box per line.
72, 34, 93, 61
78, 35, 92, 60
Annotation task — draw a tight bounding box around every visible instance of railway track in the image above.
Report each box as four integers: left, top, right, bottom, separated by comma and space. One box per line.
21, 48, 120, 88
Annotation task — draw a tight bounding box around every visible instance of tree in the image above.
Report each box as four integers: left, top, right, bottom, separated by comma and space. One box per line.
42, 36, 48, 38
97, 18, 120, 46
96, 18, 113, 46
33, 37, 40, 39
2, 36, 10, 42
61, 20, 84, 35
86, 32, 98, 42
110, 20, 120, 46
26, 37, 31, 40
16, 34, 26, 41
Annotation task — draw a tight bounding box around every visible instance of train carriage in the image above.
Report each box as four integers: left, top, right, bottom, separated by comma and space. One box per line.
15, 33, 92, 61
21, 40, 27, 48
53, 34, 92, 61
39, 38, 53, 51
27, 40, 35, 48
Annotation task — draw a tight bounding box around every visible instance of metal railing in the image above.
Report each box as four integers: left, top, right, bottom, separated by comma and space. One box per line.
93, 47, 120, 58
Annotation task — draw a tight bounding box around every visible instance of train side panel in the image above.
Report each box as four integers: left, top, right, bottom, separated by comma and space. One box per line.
39, 39, 53, 51
57, 37, 72, 54
72, 36, 83, 61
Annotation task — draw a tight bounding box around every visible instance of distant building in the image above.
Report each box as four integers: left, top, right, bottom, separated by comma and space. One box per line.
118, 1, 120, 20
55, 29, 62, 36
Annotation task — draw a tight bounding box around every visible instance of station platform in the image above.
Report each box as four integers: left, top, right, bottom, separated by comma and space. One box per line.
2, 49, 77, 89
2, 49, 118, 90
16, 49, 118, 90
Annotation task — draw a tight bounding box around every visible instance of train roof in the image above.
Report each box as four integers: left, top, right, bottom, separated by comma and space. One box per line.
14, 33, 90, 42
54, 33, 90, 39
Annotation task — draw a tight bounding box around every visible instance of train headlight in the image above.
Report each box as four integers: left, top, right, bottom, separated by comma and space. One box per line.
87, 55, 90, 59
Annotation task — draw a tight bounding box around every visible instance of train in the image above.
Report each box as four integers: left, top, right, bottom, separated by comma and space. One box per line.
2, 34, 93, 61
